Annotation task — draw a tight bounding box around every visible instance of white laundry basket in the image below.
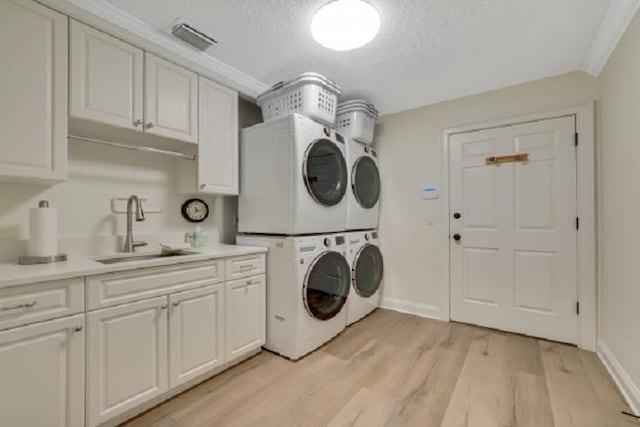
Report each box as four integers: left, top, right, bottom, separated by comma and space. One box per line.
256, 73, 342, 127
335, 100, 379, 145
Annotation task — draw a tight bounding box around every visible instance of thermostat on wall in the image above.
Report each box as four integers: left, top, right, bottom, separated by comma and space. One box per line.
422, 186, 439, 200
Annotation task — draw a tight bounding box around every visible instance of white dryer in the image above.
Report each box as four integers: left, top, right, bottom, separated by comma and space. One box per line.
239, 114, 348, 235
237, 233, 351, 360
346, 230, 383, 325
346, 138, 381, 231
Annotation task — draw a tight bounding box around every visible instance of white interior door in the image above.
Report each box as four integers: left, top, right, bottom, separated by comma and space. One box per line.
449, 116, 578, 344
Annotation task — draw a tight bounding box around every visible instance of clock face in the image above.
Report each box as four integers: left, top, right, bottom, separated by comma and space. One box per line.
181, 199, 209, 223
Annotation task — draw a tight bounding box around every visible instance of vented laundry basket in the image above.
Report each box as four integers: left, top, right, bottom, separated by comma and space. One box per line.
256, 73, 342, 127
335, 100, 379, 145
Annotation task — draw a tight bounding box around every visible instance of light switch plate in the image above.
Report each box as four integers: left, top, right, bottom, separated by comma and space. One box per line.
422, 186, 439, 200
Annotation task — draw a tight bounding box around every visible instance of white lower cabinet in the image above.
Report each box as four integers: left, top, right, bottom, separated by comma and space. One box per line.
225, 275, 266, 360
87, 297, 169, 426
169, 283, 225, 388
0, 314, 85, 427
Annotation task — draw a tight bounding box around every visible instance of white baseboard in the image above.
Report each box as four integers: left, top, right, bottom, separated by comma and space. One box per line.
379, 297, 442, 321
597, 340, 640, 415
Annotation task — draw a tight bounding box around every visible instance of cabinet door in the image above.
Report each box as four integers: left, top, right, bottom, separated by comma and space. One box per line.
225, 275, 265, 360
69, 20, 144, 131
0, 314, 84, 427
169, 283, 225, 388
0, 0, 67, 183
144, 53, 198, 143
198, 77, 239, 194
87, 297, 168, 426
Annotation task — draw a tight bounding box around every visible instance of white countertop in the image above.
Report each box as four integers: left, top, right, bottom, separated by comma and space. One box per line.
0, 244, 267, 289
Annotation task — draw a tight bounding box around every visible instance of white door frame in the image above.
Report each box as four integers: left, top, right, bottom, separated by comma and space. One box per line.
440, 102, 596, 351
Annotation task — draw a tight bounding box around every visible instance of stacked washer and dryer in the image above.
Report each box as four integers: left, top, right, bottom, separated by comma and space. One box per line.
237, 74, 383, 360
338, 100, 384, 327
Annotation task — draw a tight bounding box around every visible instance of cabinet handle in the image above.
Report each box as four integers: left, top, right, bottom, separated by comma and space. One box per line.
133, 119, 143, 127
172, 301, 180, 307
0, 301, 37, 311
200, 184, 206, 190
160, 304, 168, 310
73, 326, 83, 333
145, 122, 155, 129
239, 264, 254, 271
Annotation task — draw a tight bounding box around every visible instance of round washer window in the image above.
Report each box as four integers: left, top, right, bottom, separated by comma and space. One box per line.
304, 251, 351, 320
352, 157, 380, 209
304, 139, 348, 207
353, 244, 383, 298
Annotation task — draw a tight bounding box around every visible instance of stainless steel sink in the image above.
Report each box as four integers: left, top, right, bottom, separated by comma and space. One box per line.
94, 251, 198, 265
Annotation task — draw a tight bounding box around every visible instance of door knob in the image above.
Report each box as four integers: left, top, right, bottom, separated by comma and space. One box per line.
453, 212, 462, 219
453, 233, 462, 242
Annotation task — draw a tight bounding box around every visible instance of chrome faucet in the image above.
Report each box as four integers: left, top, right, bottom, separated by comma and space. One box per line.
123, 195, 148, 252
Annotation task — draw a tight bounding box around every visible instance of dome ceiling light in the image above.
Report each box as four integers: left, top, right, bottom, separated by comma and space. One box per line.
311, 0, 381, 51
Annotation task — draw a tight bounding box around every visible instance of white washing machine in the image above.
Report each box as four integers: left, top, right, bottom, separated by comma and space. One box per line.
237, 233, 350, 360
346, 138, 381, 231
239, 114, 348, 235
346, 230, 383, 325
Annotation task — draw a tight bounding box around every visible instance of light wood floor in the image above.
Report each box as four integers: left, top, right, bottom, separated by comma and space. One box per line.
123, 309, 637, 427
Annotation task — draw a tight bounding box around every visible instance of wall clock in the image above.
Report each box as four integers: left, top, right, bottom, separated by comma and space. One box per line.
181, 198, 209, 223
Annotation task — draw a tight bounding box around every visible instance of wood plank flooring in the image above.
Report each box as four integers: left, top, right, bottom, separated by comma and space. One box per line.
122, 309, 637, 427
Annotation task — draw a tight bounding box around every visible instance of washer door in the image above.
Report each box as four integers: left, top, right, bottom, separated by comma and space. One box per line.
352, 156, 381, 209
303, 251, 351, 320
303, 139, 348, 207
353, 244, 384, 298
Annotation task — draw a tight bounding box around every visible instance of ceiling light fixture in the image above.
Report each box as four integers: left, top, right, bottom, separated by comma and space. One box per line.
311, 0, 380, 51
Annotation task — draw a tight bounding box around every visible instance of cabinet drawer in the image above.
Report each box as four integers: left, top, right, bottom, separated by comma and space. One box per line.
0, 278, 84, 331
87, 260, 223, 310
225, 254, 265, 280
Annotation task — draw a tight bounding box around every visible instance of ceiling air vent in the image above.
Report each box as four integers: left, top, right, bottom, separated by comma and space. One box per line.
171, 23, 217, 51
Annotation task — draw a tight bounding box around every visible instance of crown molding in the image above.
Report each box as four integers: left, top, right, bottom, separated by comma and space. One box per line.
583, 0, 640, 76
39, 0, 269, 99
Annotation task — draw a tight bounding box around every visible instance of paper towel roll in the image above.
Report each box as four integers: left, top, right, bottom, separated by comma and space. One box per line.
28, 203, 58, 257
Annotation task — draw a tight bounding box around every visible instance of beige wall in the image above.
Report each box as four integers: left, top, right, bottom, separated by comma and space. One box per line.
0, 99, 262, 251
374, 71, 599, 317
598, 10, 640, 392
0, 141, 223, 241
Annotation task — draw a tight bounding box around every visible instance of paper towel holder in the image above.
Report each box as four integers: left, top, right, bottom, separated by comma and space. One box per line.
19, 200, 68, 265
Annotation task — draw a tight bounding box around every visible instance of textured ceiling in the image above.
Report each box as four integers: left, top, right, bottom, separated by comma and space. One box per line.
105, 0, 613, 115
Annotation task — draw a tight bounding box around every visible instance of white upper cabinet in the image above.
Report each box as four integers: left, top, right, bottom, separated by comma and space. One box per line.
70, 20, 144, 131
197, 77, 239, 194
0, 0, 67, 183
144, 53, 198, 143
0, 314, 85, 427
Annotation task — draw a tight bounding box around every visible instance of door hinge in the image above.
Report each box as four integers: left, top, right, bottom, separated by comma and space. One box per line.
576, 217, 580, 230
576, 301, 580, 315
575, 132, 579, 146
